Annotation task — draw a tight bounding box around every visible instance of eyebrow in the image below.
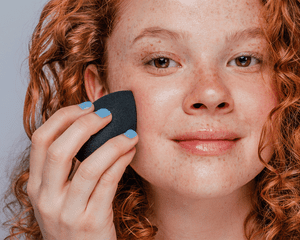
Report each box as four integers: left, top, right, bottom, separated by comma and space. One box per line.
225, 27, 265, 43
132, 27, 188, 45
131, 26, 265, 46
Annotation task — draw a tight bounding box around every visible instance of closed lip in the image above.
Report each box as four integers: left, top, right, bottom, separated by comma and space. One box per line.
173, 131, 240, 141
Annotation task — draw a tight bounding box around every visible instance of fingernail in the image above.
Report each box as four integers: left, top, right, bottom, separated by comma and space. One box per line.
78, 101, 92, 110
95, 108, 111, 118
124, 129, 137, 139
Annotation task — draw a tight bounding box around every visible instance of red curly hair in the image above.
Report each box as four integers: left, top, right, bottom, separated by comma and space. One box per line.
1, 0, 300, 239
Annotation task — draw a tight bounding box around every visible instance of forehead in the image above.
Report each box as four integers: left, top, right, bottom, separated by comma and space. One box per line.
113, 0, 265, 44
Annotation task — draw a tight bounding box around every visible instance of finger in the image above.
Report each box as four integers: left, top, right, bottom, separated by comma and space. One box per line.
68, 158, 81, 181
29, 104, 94, 189
64, 132, 138, 213
86, 147, 136, 216
41, 111, 112, 195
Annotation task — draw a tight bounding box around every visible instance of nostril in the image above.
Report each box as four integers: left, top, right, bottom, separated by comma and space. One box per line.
193, 102, 229, 110
194, 103, 203, 109
218, 102, 227, 108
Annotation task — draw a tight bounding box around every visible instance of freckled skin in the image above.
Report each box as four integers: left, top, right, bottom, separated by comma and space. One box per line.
87, 0, 278, 239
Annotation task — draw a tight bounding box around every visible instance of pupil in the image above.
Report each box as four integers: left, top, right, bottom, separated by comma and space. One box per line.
155, 58, 169, 68
237, 56, 250, 66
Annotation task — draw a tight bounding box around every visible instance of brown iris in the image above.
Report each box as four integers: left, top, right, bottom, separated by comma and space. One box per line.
236, 56, 251, 67
153, 58, 170, 68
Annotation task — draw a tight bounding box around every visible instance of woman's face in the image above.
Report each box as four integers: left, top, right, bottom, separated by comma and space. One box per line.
104, 0, 277, 199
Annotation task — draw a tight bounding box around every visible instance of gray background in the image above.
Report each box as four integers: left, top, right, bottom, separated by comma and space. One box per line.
0, 0, 48, 238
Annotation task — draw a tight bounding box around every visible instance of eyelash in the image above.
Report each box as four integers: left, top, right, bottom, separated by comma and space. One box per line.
144, 52, 263, 74
144, 53, 181, 74
227, 52, 262, 68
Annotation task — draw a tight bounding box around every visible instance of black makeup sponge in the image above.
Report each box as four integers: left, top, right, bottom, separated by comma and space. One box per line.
75, 90, 137, 162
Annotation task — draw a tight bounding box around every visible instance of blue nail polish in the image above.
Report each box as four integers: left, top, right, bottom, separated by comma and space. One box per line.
78, 101, 92, 110
124, 129, 137, 139
95, 108, 111, 118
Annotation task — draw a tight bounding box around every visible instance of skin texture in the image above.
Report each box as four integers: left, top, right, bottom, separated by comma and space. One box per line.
84, 0, 278, 239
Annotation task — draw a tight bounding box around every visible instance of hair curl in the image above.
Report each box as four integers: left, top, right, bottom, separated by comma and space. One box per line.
243, 0, 300, 239
1, 0, 300, 239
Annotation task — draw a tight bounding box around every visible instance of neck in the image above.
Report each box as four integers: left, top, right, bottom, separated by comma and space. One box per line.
146, 180, 255, 240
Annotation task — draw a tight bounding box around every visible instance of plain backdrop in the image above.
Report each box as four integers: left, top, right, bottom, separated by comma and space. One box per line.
0, 0, 48, 238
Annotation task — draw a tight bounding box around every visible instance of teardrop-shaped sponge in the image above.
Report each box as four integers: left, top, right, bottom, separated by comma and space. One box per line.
75, 90, 137, 162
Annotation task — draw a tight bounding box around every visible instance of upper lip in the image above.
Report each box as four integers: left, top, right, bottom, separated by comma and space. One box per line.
173, 131, 240, 141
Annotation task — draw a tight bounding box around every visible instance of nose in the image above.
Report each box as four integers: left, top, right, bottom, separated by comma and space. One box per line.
183, 69, 234, 115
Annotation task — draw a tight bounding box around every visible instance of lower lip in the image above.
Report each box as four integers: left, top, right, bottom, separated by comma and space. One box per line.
175, 139, 238, 156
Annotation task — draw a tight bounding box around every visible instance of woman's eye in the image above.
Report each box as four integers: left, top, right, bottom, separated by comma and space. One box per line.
228, 55, 261, 67
148, 57, 179, 69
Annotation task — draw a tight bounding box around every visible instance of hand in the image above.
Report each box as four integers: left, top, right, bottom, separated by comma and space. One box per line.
27, 103, 138, 240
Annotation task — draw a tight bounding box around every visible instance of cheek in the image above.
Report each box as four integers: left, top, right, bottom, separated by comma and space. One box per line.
133, 86, 179, 130
237, 81, 277, 126
238, 82, 277, 163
